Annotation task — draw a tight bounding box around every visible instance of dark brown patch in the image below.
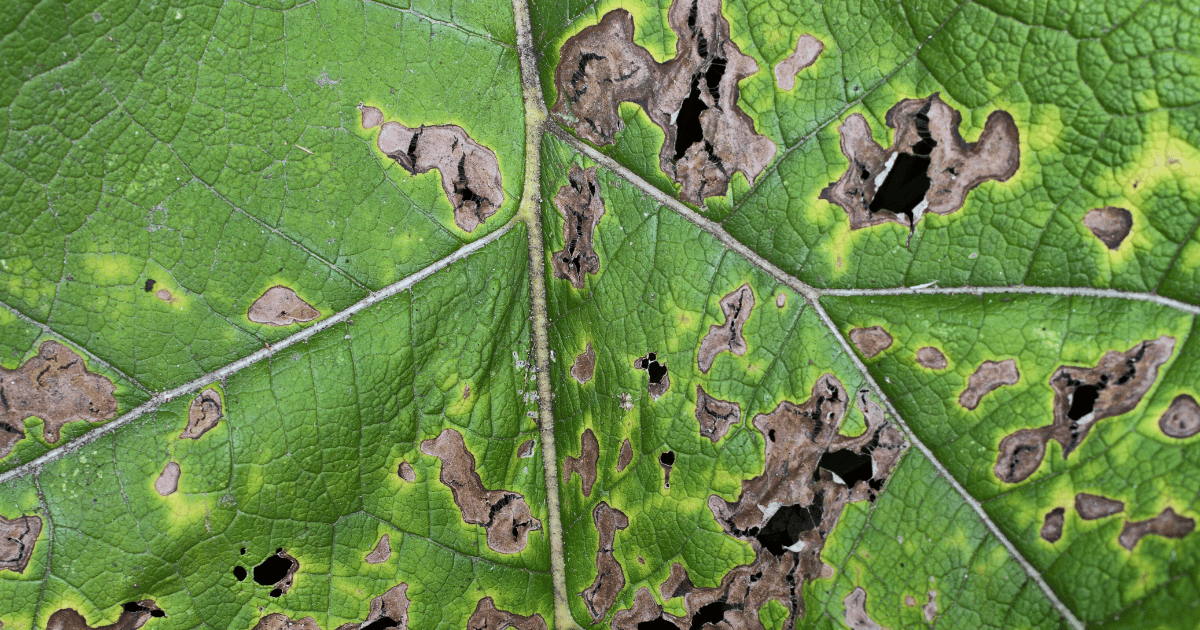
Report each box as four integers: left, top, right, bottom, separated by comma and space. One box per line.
47, 600, 164, 630
0, 340, 119, 458
359, 105, 384, 130
1040, 507, 1065, 543
333, 583, 409, 630
1075, 493, 1125, 520
154, 462, 180, 497
563, 428, 599, 496
251, 614, 319, 630
571, 343, 597, 385
253, 548, 299, 597
1119, 508, 1195, 550
995, 337, 1175, 484
397, 461, 416, 482
694, 384, 741, 442
617, 439, 633, 472
1083, 207, 1133, 250
550, 3, 777, 205
843, 587, 882, 630
463, 385, 471, 400
552, 166, 607, 289
365, 534, 392, 564
660, 562, 695, 600
774, 34, 823, 91
959, 359, 1019, 410
180, 387, 223, 439
374, 116, 503, 233
467, 597, 546, 630
0, 512, 42, 572
248, 286, 320, 326
420, 429, 541, 553
612, 587, 673, 630
633, 353, 670, 400
1159, 394, 1200, 439
820, 93, 1019, 231
697, 284, 755, 374
517, 440, 535, 458
848, 326, 893, 359
915, 347, 947, 370
579, 502, 630, 622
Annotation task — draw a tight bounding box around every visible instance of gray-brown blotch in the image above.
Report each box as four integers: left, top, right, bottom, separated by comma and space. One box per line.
571, 343, 597, 384
579, 502, 630, 622
995, 337, 1175, 484
252, 614, 319, 630
774, 34, 823, 91
1075, 493, 1125, 520
1159, 394, 1200, 439
617, 439, 633, 472
333, 583, 410, 630
47, 600, 164, 630
959, 359, 1020, 410
550, 1, 777, 205
848, 326, 893, 359
397, 461, 416, 482
552, 166, 607, 289
467, 597, 547, 630
1040, 507, 1065, 543
420, 429, 541, 554
367, 106, 504, 233
1083, 207, 1133, 250
180, 387, 223, 439
915, 346, 948, 370
0, 341, 119, 458
1119, 508, 1195, 550
563, 428, 599, 496
0, 512, 42, 573
697, 284, 754, 374
843, 587, 883, 630
365, 534, 392, 565
248, 286, 320, 326
821, 93, 1019, 231
517, 440, 536, 458
633, 353, 670, 400
154, 462, 180, 497
694, 384, 741, 443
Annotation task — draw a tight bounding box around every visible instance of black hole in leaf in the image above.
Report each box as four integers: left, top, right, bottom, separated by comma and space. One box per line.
703, 58, 725, 101
768, 429, 776, 442
815, 449, 873, 488
151, 609, 167, 618
269, 588, 283, 598
361, 618, 400, 630
755, 493, 824, 555
252, 550, 292, 587
672, 75, 709, 161
689, 599, 738, 630
659, 451, 675, 466
122, 602, 147, 613
640, 617, 681, 630
240, 547, 247, 555
869, 103, 938, 224
233, 566, 247, 581
1068, 384, 1101, 420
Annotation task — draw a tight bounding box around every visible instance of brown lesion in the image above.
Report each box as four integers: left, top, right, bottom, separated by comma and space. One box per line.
995, 337, 1175, 484
248, 286, 320, 326
633, 353, 671, 400
1083, 207, 1133, 250
617, 439, 634, 472
552, 166, 607, 290
774, 34, 823, 91
915, 347, 947, 370
47, 600, 164, 630
1159, 394, 1200, 439
420, 429, 541, 554
366, 106, 504, 233
1040, 507, 1065, 543
843, 587, 883, 630
0, 512, 42, 573
697, 284, 754, 374
154, 462, 180, 497
571, 343, 596, 385
0, 340, 119, 459
563, 428, 599, 496
1118, 508, 1194, 550
467, 597, 546, 630
180, 388, 223, 440
550, 0, 777, 205
579, 502, 630, 622
959, 359, 1019, 410
694, 384, 741, 443
848, 326, 892, 359
252, 614, 319, 630
397, 461, 416, 482
517, 440, 535, 458
820, 93, 1019, 232
333, 583, 410, 630
365, 534, 392, 565
253, 548, 299, 597
1074, 493, 1125, 520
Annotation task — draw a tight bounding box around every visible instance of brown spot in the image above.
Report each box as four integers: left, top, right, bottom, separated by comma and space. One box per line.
251, 614, 320, 630
47, 600, 164, 630
397, 461, 416, 482
563, 428, 599, 496
697, 284, 755, 374
633, 353, 670, 400
694, 384, 741, 442
254, 548, 299, 597
1040, 507, 1065, 543
843, 587, 884, 630
579, 502, 630, 622
915, 347, 947, 370
463, 385, 470, 400
995, 337, 1175, 484
248, 286, 320, 326
848, 326, 893, 359
571, 343, 596, 385
466, 597, 546, 630
619, 393, 635, 411
550, 3, 777, 205
617, 439, 633, 472
359, 105, 384, 130
365, 534, 392, 564
923, 591, 937, 623
1159, 394, 1200, 439
775, 293, 786, 308
180, 387, 223, 439
959, 359, 1020, 410
154, 462, 180, 497
0, 512, 42, 573
1119, 507, 1195, 550
374, 117, 503, 233
1075, 493, 1125, 520
333, 583, 410, 630
1083, 207, 1133, 250
820, 93, 1019, 231
904, 595, 916, 608
420, 429, 541, 554
0, 340, 119, 458
552, 166, 607, 289
660, 562, 694, 600
154, 289, 174, 303
774, 34, 823, 91
517, 440, 535, 458
612, 587, 674, 630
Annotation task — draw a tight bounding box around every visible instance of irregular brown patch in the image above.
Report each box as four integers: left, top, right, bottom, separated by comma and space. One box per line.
923, 591, 937, 623
359, 104, 384, 130
47, 600, 164, 630
373, 115, 503, 233
694, 384, 741, 443
1119, 508, 1195, 550
995, 337, 1175, 484
774, 34, 823, 91
959, 359, 1019, 410
563, 428, 599, 496
1075, 493, 1125, 520
248, 286, 320, 326
420, 429, 541, 554
154, 462, 180, 497
915, 347, 947, 370
820, 93, 1019, 232
254, 548, 299, 597
617, 439, 633, 472
904, 595, 916, 608
550, 2, 777, 205
1083, 207, 1133, 250
633, 353, 670, 400
517, 440, 535, 458
552, 166, 607, 289
333, 583, 410, 630
659, 451, 674, 490
252, 614, 319, 630
697, 284, 755, 374
0, 512, 42, 572
154, 289, 175, 303
848, 326, 892, 359
397, 461, 416, 482
467, 597, 546, 630
775, 293, 786, 308
1041, 507, 1065, 543
365, 534, 392, 564
619, 393, 635, 411
180, 387, 223, 440
1159, 394, 1200, 439
843, 587, 884, 630
612, 588, 670, 630
660, 562, 694, 600
0, 340, 118, 458
571, 343, 596, 385
579, 502, 630, 622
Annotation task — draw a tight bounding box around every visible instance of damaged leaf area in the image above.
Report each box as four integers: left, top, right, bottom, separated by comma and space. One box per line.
180, 387, 223, 439
696, 284, 754, 374
48, 600, 165, 630
552, 166, 607, 289
563, 428, 600, 496
579, 502, 629, 622
0, 512, 41, 572
248, 286, 321, 327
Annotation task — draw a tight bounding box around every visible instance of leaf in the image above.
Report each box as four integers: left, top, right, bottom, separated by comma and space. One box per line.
0, 0, 1197, 629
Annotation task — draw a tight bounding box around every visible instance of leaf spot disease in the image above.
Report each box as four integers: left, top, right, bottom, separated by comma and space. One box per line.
571, 343, 596, 384
517, 440, 536, 458
563, 428, 599, 496
915, 347, 947, 370
252, 548, 299, 598
843, 587, 884, 630
467, 597, 546, 630
658, 451, 674, 490
1074, 493, 1125, 520
397, 461, 416, 483
848, 326, 892, 359
774, 34, 823, 91
552, 166, 607, 289
579, 502, 630, 622
1159, 394, 1200, 439
1040, 507, 1065, 543
0, 512, 42, 573
958, 359, 1019, 410
617, 438, 634, 472
1083, 206, 1133, 250
47, 600, 165, 630
694, 384, 741, 443
248, 286, 320, 326
634, 353, 670, 400
365, 535, 392, 565
332, 583, 409, 630
697, 284, 754, 374
180, 387, 223, 439
154, 462, 180, 497
1118, 508, 1195, 550
252, 614, 319, 630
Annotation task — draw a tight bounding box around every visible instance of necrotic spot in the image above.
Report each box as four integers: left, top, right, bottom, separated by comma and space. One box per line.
659, 451, 675, 466
1067, 384, 1101, 420
673, 75, 709, 161
639, 617, 680, 630
816, 449, 873, 488
756, 493, 824, 555
869, 103, 937, 223
253, 549, 292, 587
233, 566, 247, 581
